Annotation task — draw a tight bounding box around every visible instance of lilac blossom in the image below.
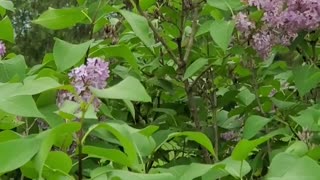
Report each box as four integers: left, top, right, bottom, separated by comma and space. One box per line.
57, 57, 110, 111
0, 41, 6, 58
237, 0, 320, 59
220, 130, 240, 142
234, 12, 256, 37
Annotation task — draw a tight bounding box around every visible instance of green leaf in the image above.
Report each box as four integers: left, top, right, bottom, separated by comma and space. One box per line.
266, 153, 320, 180
290, 104, 320, 131
120, 10, 154, 50
0, 95, 43, 118
271, 98, 297, 110
0, 16, 14, 43
91, 45, 139, 72
156, 163, 214, 180
243, 115, 271, 139
232, 129, 285, 160
83, 123, 139, 168
210, 20, 235, 51
223, 157, 251, 178
183, 58, 208, 80
155, 131, 215, 158
53, 38, 93, 72
0, 137, 41, 173
236, 87, 255, 106
285, 141, 308, 157
0, 130, 21, 142
0, 0, 14, 12
90, 76, 151, 102
0, 110, 24, 130
207, 0, 242, 11
0, 55, 27, 82
123, 99, 135, 119
43, 151, 72, 177
293, 65, 320, 96
15, 77, 61, 96
83, 146, 132, 167
109, 170, 175, 180
33, 7, 86, 30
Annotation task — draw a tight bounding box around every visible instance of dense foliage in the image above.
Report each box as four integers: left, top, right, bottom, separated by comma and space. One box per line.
0, 0, 320, 179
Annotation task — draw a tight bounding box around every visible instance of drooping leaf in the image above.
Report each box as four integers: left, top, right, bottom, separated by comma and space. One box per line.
266, 153, 320, 180
0, 95, 43, 118
33, 7, 86, 30
293, 65, 320, 96
83, 146, 132, 167
0, 137, 41, 173
109, 170, 175, 180
0, 0, 14, 12
0, 16, 14, 43
207, 0, 243, 11
183, 58, 208, 80
243, 115, 271, 139
232, 128, 286, 160
290, 104, 320, 131
91, 45, 139, 72
53, 38, 93, 72
0, 55, 27, 82
90, 76, 151, 102
120, 10, 154, 50
236, 87, 255, 106
210, 20, 235, 51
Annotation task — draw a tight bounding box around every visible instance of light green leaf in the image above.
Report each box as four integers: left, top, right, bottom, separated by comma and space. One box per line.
43, 151, 72, 177
183, 58, 208, 80
157, 163, 214, 180
232, 128, 286, 160
83, 123, 139, 168
0, 16, 14, 43
123, 99, 135, 119
33, 7, 86, 30
207, 0, 242, 11
271, 98, 297, 110
15, 77, 61, 96
0, 55, 27, 82
109, 170, 175, 180
155, 131, 215, 158
0, 137, 41, 173
223, 157, 251, 178
236, 87, 255, 106
0, 0, 14, 12
286, 141, 308, 157
0, 95, 43, 118
90, 76, 151, 102
210, 20, 235, 51
91, 45, 139, 72
266, 153, 320, 180
0, 110, 24, 130
243, 115, 271, 139
120, 10, 154, 50
53, 38, 93, 72
83, 146, 131, 167
290, 104, 320, 131
293, 65, 320, 96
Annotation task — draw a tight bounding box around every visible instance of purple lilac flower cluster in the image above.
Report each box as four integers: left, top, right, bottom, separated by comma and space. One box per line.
220, 130, 240, 142
235, 0, 320, 59
0, 41, 6, 58
57, 58, 110, 110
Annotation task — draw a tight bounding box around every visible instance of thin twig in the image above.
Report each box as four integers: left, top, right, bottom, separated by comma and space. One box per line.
133, 0, 180, 66
183, 7, 199, 63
